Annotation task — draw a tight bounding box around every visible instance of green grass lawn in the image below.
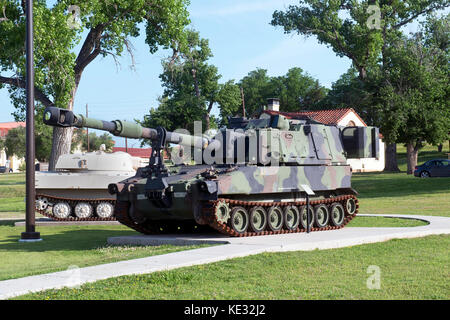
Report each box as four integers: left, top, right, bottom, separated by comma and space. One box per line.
352, 143, 450, 217
0, 173, 25, 213
3, 146, 449, 300
17, 234, 450, 300
346, 216, 428, 227
0, 221, 207, 281
353, 172, 450, 217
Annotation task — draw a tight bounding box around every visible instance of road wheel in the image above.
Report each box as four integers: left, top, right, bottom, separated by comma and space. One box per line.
52, 202, 71, 219
267, 206, 284, 232
345, 198, 357, 215
330, 203, 345, 227
230, 207, 249, 235
249, 206, 267, 233
283, 205, 300, 231
96, 202, 115, 218
299, 205, 314, 229
314, 204, 329, 228
74, 202, 93, 219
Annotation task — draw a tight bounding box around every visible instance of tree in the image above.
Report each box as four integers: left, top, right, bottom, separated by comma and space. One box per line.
272, 0, 449, 172
72, 129, 115, 152
34, 113, 53, 162
239, 67, 327, 116
2, 121, 52, 162
0, 0, 191, 170
141, 96, 201, 132
216, 80, 242, 126
239, 69, 274, 117
378, 16, 449, 174
152, 30, 242, 132
160, 30, 232, 130
273, 67, 327, 111
3, 126, 26, 159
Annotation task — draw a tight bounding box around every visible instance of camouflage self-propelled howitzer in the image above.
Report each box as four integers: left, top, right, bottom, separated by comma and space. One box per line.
43, 106, 380, 237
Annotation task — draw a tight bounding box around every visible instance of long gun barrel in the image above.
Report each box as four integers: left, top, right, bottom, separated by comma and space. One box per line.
43, 107, 210, 149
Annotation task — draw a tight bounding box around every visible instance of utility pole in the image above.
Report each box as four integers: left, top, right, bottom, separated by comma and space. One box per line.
21, 0, 41, 242
86, 104, 89, 152
240, 87, 246, 118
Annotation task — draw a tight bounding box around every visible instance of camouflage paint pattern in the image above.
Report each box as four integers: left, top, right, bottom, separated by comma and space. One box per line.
216, 165, 351, 195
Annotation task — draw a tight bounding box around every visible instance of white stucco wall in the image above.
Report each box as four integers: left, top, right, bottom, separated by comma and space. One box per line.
338, 111, 385, 172
0, 149, 24, 172
338, 112, 366, 127
0, 149, 6, 166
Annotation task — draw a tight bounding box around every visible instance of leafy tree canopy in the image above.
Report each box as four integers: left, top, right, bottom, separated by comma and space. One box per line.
239, 67, 327, 117
271, 0, 449, 79
3, 126, 25, 159
141, 29, 242, 138
0, 0, 191, 169
72, 129, 115, 152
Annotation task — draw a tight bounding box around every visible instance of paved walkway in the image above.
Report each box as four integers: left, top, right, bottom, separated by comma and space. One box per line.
1, 214, 449, 299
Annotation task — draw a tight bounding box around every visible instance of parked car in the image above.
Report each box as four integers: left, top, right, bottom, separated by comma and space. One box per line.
414, 159, 450, 178
0, 166, 13, 174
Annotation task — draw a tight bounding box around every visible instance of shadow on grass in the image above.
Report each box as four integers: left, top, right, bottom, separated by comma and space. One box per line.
0, 228, 142, 252
352, 171, 450, 199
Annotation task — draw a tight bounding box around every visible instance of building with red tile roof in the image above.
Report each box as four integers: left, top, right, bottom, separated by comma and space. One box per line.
0, 122, 26, 137
263, 108, 367, 126
112, 147, 152, 158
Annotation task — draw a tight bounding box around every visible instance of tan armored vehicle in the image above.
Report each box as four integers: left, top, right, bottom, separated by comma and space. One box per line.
35, 151, 140, 220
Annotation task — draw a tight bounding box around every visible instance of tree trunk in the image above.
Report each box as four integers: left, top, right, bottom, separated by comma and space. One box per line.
437, 144, 443, 152
48, 89, 77, 171
384, 143, 400, 172
406, 142, 419, 175
204, 113, 210, 131
48, 127, 74, 170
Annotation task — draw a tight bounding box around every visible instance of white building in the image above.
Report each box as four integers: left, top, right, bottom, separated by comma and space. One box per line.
0, 122, 26, 172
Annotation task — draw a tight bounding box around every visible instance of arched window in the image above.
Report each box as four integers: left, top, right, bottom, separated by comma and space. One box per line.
346, 120, 356, 127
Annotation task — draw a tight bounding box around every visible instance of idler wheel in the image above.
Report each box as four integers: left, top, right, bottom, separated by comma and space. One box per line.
96, 202, 115, 218
345, 198, 357, 215
267, 206, 284, 232
74, 202, 93, 219
35, 197, 49, 211
314, 204, 329, 228
283, 205, 300, 231
230, 207, 249, 235
249, 206, 267, 233
330, 203, 345, 227
299, 205, 314, 229
53, 202, 71, 219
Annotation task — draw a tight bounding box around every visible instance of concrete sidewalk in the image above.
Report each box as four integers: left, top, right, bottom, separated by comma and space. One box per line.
1, 214, 449, 299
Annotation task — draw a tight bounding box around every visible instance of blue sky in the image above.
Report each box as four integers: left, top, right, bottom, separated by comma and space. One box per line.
0, 0, 424, 147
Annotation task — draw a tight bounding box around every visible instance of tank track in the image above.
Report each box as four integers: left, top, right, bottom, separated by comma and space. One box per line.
35, 193, 116, 221
114, 201, 212, 234
113, 194, 358, 237
203, 195, 358, 237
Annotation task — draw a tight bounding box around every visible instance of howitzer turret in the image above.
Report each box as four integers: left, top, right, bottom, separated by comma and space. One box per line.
42, 106, 381, 237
